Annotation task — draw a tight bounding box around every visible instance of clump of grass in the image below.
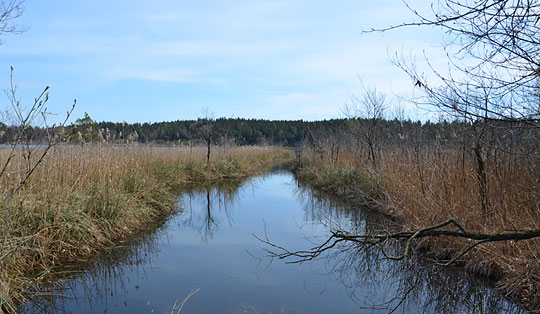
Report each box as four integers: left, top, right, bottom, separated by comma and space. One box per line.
291, 158, 381, 205
0, 145, 293, 312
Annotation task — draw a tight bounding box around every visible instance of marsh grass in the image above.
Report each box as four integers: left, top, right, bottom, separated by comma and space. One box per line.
293, 147, 539, 308
0, 145, 292, 313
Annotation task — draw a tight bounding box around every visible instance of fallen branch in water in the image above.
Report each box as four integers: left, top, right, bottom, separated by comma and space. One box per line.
256, 219, 540, 266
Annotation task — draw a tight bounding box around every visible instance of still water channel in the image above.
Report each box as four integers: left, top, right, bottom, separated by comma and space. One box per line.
22, 171, 523, 313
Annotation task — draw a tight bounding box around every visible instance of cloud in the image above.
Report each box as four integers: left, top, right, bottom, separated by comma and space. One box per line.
253, 91, 342, 120
0, 0, 457, 123
146, 39, 299, 58
112, 67, 202, 84
265, 92, 317, 103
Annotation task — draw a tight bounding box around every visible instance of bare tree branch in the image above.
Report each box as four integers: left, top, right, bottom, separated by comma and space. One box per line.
370, 0, 540, 127
0, 0, 25, 41
258, 218, 540, 265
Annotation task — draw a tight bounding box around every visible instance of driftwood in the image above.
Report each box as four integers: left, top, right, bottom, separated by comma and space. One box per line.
256, 219, 540, 267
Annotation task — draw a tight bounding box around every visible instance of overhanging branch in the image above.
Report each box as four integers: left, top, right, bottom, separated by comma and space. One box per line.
257, 219, 540, 264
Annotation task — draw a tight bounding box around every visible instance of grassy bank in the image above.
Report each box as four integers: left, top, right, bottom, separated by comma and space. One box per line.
292, 149, 539, 310
0, 145, 293, 313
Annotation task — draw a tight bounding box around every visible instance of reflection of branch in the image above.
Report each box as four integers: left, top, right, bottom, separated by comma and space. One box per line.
254, 231, 349, 264
258, 219, 540, 265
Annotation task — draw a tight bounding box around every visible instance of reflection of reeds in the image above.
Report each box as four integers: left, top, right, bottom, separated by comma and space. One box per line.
293, 147, 539, 310
171, 288, 200, 314
0, 145, 292, 312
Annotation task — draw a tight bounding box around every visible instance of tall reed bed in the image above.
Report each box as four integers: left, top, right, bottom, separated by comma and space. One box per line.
294, 146, 539, 307
0, 145, 292, 312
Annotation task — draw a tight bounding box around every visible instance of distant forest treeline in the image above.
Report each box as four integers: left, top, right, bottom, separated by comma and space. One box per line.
0, 117, 481, 147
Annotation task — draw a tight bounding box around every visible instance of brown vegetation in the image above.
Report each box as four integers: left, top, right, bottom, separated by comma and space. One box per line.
0, 145, 292, 313
293, 143, 539, 309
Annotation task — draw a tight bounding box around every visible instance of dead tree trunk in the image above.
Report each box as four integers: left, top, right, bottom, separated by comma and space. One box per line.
473, 142, 489, 213
206, 137, 211, 164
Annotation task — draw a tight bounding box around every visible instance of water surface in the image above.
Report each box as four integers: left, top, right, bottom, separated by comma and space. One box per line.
22, 171, 523, 313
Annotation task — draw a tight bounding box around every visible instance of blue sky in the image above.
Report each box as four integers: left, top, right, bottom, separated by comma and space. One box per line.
0, 0, 444, 123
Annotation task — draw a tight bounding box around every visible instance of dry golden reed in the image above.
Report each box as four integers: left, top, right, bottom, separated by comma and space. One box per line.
0, 144, 293, 313
295, 146, 539, 307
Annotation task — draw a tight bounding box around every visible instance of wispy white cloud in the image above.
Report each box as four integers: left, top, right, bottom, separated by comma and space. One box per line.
146, 39, 299, 58
0, 0, 452, 122
109, 66, 228, 85
264, 92, 317, 104
254, 91, 342, 120
111, 67, 202, 84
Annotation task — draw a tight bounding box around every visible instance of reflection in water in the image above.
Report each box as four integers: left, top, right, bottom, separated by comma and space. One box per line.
292, 182, 524, 313
179, 181, 244, 242
20, 178, 253, 314
19, 172, 525, 313
21, 228, 165, 314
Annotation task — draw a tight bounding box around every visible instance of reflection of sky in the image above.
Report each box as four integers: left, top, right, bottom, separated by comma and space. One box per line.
172, 174, 330, 246
45, 172, 364, 314
24, 172, 523, 314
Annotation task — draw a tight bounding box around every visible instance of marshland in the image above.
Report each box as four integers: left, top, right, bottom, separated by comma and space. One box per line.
0, 144, 292, 312
1, 116, 538, 313
1, 0, 540, 313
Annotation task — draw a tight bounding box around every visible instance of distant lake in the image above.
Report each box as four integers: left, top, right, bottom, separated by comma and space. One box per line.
21, 171, 523, 313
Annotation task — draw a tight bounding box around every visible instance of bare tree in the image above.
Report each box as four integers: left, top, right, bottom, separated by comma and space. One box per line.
371, 0, 540, 127
190, 108, 214, 164
0, 4, 75, 202
1, 69, 75, 201
0, 0, 25, 42
344, 82, 388, 169
368, 1, 540, 216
